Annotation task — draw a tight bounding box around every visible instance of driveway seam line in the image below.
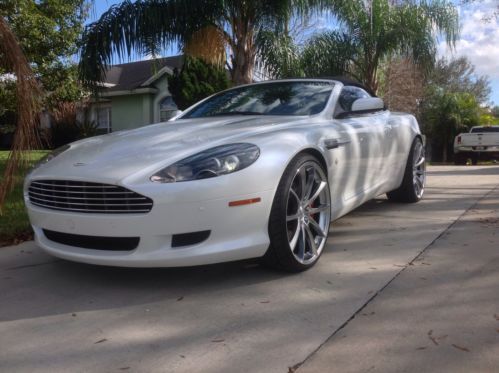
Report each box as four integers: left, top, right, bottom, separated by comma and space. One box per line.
290, 184, 499, 373
5, 260, 60, 271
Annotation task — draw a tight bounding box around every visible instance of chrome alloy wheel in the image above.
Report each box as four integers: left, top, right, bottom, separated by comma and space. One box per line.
413, 141, 426, 199
286, 162, 331, 265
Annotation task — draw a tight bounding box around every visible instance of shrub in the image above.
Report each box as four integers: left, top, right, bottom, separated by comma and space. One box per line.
167, 56, 230, 110
50, 102, 80, 148
49, 101, 98, 148
76, 117, 99, 138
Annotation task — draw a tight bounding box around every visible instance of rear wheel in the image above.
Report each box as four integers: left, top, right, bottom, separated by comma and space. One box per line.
263, 154, 331, 272
387, 137, 425, 203
454, 154, 467, 165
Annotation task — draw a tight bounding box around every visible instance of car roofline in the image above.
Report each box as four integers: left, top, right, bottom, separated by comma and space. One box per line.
218, 77, 374, 97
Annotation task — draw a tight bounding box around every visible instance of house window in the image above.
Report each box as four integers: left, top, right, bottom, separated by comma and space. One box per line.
97, 107, 112, 132
159, 96, 178, 122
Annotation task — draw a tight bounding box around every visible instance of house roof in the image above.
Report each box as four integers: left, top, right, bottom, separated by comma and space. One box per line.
102, 55, 184, 92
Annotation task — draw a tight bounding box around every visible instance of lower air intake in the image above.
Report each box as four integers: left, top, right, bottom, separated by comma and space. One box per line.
43, 229, 139, 251
171, 230, 210, 248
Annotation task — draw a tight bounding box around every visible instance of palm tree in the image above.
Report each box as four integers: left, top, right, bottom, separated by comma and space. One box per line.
79, 0, 328, 87
263, 0, 459, 94
0, 17, 41, 208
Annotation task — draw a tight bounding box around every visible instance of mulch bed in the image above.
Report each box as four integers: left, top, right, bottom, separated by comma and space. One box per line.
0, 230, 33, 248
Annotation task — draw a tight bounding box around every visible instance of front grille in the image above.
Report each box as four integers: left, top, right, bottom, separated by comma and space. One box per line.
43, 229, 139, 251
28, 180, 153, 214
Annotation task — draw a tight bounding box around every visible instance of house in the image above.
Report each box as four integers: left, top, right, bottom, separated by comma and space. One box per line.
91, 55, 183, 132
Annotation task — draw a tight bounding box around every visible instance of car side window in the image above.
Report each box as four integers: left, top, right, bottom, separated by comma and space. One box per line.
335, 86, 371, 117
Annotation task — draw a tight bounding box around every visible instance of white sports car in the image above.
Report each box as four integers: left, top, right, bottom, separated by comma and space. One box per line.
24, 78, 425, 271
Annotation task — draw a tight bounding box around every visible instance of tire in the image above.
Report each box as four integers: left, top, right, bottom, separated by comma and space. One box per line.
454, 155, 467, 165
262, 154, 331, 272
387, 137, 425, 203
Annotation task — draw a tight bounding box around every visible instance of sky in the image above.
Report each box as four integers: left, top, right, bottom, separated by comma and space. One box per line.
437, 0, 499, 105
89, 0, 499, 105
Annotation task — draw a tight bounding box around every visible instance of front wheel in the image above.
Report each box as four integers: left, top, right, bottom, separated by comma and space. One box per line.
263, 154, 331, 272
387, 137, 426, 203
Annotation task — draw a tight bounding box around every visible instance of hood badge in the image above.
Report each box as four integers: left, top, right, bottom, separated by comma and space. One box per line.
73, 162, 86, 167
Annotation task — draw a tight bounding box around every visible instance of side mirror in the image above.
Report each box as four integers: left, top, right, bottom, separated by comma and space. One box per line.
351, 97, 384, 113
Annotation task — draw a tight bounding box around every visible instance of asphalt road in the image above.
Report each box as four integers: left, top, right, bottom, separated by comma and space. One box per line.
1, 165, 498, 373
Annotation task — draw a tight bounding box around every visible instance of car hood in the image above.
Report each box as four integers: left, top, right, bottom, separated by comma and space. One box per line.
32, 115, 311, 182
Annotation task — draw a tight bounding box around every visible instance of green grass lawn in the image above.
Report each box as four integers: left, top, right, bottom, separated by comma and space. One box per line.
0, 151, 49, 246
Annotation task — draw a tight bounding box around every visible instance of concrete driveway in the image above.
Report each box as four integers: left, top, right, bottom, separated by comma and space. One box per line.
1, 165, 498, 372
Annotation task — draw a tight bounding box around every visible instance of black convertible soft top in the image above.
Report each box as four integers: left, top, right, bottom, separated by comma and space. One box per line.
257, 76, 376, 97
319, 76, 376, 97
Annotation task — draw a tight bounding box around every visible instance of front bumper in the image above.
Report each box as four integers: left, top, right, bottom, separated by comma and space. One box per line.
26, 187, 275, 267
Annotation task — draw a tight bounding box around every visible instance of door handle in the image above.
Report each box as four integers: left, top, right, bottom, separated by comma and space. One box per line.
324, 138, 351, 150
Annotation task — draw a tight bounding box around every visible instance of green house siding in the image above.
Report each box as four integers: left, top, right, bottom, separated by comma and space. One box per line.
110, 94, 155, 131
91, 56, 183, 131
92, 70, 176, 131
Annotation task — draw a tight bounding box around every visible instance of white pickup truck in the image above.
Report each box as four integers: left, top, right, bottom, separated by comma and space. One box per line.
454, 126, 499, 164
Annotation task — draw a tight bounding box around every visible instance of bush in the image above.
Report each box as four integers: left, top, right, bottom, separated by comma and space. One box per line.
76, 117, 100, 139
167, 56, 230, 110
49, 102, 99, 148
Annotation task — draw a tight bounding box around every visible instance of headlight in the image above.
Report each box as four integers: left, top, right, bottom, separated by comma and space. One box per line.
150, 143, 260, 183
31, 144, 70, 171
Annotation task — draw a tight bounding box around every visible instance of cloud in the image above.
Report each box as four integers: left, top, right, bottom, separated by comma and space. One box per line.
438, 1, 499, 78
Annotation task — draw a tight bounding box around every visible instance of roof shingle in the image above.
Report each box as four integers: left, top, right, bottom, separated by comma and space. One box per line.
102, 55, 184, 92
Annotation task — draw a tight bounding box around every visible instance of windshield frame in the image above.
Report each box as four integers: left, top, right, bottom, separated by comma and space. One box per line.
177, 79, 337, 119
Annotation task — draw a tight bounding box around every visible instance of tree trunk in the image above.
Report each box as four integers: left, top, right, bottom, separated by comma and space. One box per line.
363, 48, 378, 95
231, 44, 254, 85
0, 17, 41, 208
365, 65, 378, 95
442, 135, 448, 163
230, 18, 255, 85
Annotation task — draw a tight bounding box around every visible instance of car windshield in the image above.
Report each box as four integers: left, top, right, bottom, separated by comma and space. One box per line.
181, 81, 334, 118
471, 127, 499, 133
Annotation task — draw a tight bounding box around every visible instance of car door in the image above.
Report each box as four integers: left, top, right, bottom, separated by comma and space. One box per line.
378, 112, 403, 186
331, 86, 387, 203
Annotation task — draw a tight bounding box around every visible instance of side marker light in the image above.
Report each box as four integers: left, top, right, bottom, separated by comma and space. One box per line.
228, 198, 261, 207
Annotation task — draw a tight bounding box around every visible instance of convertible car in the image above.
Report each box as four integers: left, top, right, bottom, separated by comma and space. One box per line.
24, 78, 425, 271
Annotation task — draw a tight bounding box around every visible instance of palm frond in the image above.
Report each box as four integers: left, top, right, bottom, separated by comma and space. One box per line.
0, 17, 41, 210
301, 31, 361, 80
255, 29, 303, 78
391, 0, 459, 73
79, 0, 223, 87
184, 26, 227, 68
300, 0, 459, 92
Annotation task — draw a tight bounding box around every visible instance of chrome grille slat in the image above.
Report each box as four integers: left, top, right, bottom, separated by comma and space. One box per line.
29, 196, 152, 207
31, 181, 118, 188
29, 185, 136, 194
28, 190, 148, 201
28, 180, 153, 214
30, 202, 151, 213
